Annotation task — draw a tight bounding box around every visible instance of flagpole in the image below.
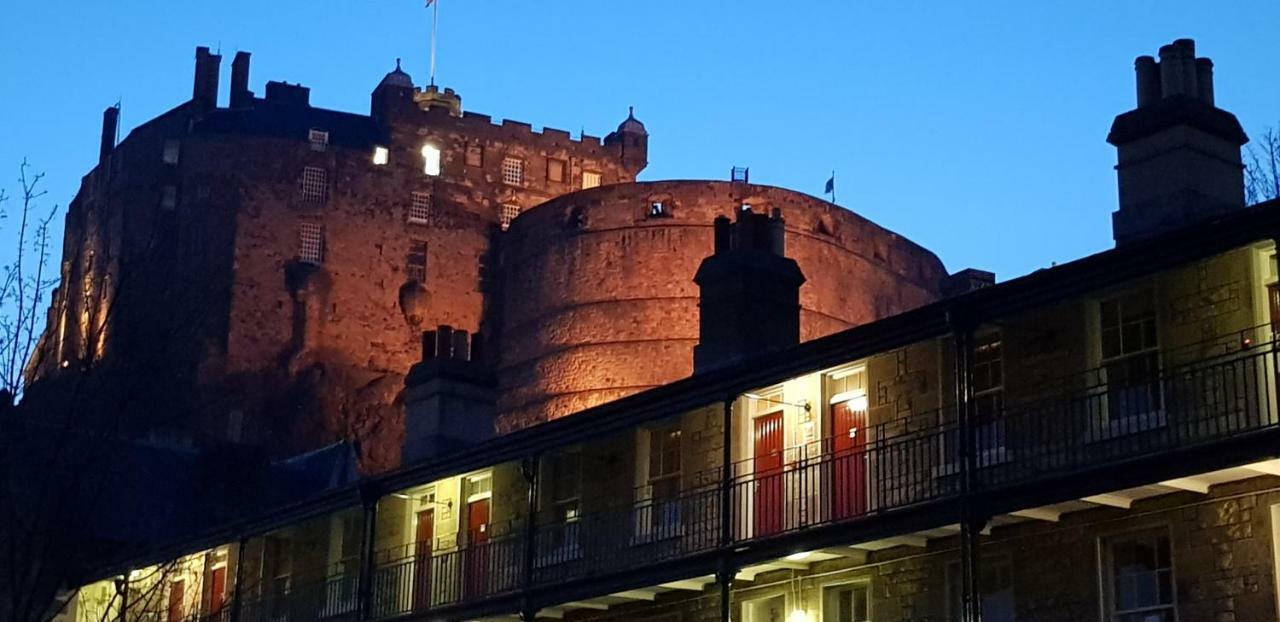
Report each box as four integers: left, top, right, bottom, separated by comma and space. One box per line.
831, 170, 836, 205
429, 0, 439, 86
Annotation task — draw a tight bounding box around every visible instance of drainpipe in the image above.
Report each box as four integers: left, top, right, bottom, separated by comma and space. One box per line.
719, 396, 735, 622
229, 537, 247, 622
952, 308, 985, 622
356, 485, 381, 621
520, 455, 540, 622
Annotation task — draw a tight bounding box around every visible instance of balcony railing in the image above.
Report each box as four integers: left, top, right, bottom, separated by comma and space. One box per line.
209, 328, 1280, 620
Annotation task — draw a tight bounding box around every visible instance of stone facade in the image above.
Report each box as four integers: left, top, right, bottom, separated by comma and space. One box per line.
26, 47, 945, 472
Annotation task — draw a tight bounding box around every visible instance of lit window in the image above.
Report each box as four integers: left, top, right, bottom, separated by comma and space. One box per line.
300, 167, 328, 203
741, 202, 753, 212
648, 201, 668, 218
500, 204, 521, 231
309, 129, 329, 151
547, 158, 567, 183
163, 140, 180, 165
466, 143, 484, 167
406, 240, 427, 283
421, 145, 441, 176
409, 192, 431, 224
823, 582, 870, 622
372, 146, 389, 165
582, 171, 601, 189
1099, 289, 1161, 425
299, 222, 324, 264
1103, 528, 1174, 622
161, 186, 178, 210
501, 157, 524, 185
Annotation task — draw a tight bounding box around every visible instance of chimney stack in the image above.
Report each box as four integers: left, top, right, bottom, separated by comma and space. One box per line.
99, 105, 119, 165
1108, 38, 1248, 245
230, 51, 253, 109
192, 46, 222, 113
693, 208, 806, 373
402, 326, 496, 465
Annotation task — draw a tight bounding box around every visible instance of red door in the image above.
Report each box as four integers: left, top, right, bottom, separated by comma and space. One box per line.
207, 567, 226, 619
167, 579, 185, 622
464, 498, 491, 598
413, 508, 435, 610
832, 401, 868, 519
753, 411, 785, 536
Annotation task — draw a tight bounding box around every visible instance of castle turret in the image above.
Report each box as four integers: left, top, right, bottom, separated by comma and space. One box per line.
604, 107, 649, 172
230, 51, 253, 109
693, 209, 806, 373
1108, 38, 1249, 245
370, 59, 418, 126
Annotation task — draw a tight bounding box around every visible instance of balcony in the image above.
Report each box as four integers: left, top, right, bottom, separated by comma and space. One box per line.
358, 327, 1280, 618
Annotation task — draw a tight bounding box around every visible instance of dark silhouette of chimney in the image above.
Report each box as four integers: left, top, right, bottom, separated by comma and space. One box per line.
192, 46, 222, 113
402, 326, 496, 465
693, 209, 806, 373
230, 51, 253, 109
1108, 39, 1248, 245
99, 105, 119, 165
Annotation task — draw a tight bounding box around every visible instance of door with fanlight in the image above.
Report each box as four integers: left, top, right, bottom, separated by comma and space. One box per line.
753, 411, 785, 536
463, 475, 493, 600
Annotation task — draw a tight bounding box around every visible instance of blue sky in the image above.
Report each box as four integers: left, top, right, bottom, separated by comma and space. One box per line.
2, 1, 1278, 280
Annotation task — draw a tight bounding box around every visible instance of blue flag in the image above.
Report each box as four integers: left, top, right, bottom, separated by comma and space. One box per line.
824, 175, 835, 195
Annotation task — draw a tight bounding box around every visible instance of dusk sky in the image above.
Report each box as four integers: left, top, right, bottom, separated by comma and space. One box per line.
3, 1, 1279, 281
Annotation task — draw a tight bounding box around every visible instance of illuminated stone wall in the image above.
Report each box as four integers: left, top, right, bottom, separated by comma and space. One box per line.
498, 181, 948, 430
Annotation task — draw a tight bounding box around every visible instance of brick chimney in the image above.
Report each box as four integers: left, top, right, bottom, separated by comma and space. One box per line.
99, 104, 119, 165
230, 51, 253, 109
192, 46, 221, 113
1108, 39, 1249, 245
693, 209, 806, 373
402, 326, 496, 465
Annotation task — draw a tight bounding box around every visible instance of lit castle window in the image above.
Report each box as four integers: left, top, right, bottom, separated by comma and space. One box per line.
421, 145, 441, 176
372, 146, 389, 166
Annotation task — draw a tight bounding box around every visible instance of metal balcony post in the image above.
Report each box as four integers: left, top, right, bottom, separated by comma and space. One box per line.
356, 485, 380, 621
229, 537, 247, 622
520, 454, 540, 622
953, 315, 985, 622
115, 573, 129, 622
720, 396, 735, 622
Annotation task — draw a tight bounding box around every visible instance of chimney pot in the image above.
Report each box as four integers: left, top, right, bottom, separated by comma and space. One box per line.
192, 46, 221, 112
1135, 56, 1160, 107
230, 51, 253, 109
1195, 57, 1215, 106
99, 105, 119, 165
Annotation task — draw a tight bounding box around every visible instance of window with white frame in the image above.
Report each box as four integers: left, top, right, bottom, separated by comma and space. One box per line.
299, 222, 324, 264
646, 423, 682, 533
1099, 288, 1162, 425
500, 204, 521, 231
309, 129, 329, 151
162, 140, 180, 165
372, 146, 389, 166
501, 157, 524, 185
421, 145, 441, 176
539, 450, 582, 563
1102, 528, 1175, 622
406, 241, 427, 283
972, 330, 1006, 458
409, 191, 431, 224
823, 582, 870, 622
581, 170, 601, 189
301, 166, 328, 203
263, 535, 293, 616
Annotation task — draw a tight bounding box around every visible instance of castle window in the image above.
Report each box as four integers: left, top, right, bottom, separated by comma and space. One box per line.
648, 201, 669, 218
421, 145, 441, 176
406, 240, 427, 283
740, 202, 752, 212
308, 129, 329, 151
582, 171, 601, 190
466, 143, 484, 167
299, 222, 325, 264
372, 146, 389, 166
500, 204, 521, 231
547, 158, 567, 183
300, 167, 328, 203
502, 157, 525, 185
409, 192, 431, 224
162, 140, 181, 165
161, 185, 178, 210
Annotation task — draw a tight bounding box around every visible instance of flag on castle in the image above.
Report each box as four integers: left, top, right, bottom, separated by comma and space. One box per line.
824, 172, 836, 204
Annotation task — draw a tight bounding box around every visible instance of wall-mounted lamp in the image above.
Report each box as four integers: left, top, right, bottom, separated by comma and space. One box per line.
744, 392, 811, 413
